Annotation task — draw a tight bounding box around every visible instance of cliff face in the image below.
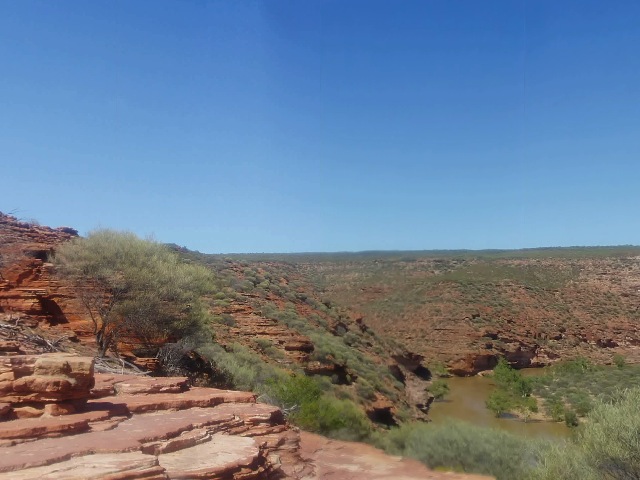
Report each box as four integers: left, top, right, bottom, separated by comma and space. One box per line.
0, 213, 87, 331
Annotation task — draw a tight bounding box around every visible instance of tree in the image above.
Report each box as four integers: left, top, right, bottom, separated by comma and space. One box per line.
486, 389, 513, 418
52, 230, 214, 357
488, 357, 538, 419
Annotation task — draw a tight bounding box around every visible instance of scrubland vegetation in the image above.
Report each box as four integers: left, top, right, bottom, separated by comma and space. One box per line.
379, 386, 640, 479
52, 231, 394, 442
52, 233, 640, 478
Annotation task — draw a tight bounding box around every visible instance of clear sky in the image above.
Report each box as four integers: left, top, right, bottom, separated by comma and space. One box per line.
1, 1, 639, 253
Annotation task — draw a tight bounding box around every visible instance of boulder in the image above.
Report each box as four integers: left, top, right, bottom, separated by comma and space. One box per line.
0, 355, 94, 405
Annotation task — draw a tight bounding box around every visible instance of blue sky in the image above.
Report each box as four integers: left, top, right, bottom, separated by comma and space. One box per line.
1, 1, 639, 253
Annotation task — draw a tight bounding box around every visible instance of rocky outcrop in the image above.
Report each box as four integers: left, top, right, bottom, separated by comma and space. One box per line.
0, 354, 94, 418
0, 213, 89, 344
0, 353, 483, 479
0, 353, 289, 479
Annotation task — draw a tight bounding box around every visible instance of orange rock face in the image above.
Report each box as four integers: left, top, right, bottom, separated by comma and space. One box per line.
0, 213, 91, 342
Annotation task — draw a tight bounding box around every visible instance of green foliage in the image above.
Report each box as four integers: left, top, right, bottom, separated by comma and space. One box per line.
198, 343, 286, 392
52, 230, 214, 356
265, 374, 322, 410
545, 397, 565, 422
381, 421, 532, 480
493, 358, 532, 396
293, 396, 372, 441
429, 361, 450, 378
550, 357, 594, 375
564, 409, 579, 427
578, 387, 640, 478
529, 443, 598, 480
532, 387, 640, 479
486, 389, 514, 418
517, 395, 539, 422
487, 358, 537, 418
355, 380, 377, 401
532, 358, 640, 418
428, 379, 450, 401
613, 353, 626, 369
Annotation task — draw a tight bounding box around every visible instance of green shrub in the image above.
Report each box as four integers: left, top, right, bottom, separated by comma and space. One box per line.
428, 379, 450, 401
486, 389, 514, 418
529, 443, 598, 480
564, 409, 579, 427
382, 421, 532, 480
613, 354, 626, 369
293, 396, 372, 441
579, 387, 640, 478
533, 387, 640, 479
52, 230, 214, 357
545, 398, 565, 422
355, 380, 377, 401
198, 343, 285, 392
573, 393, 593, 417
429, 361, 450, 378
266, 374, 322, 411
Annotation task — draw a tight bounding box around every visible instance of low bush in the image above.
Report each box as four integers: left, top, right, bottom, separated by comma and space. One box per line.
265, 374, 322, 411
532, 387, 640, 479
198, 343, 285, 392
428, 379, 450, 400
293, 396, 372, 441
381, 421, 533, 480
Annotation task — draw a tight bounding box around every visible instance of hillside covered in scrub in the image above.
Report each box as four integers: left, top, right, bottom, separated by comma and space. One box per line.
221, 248, 640, 375
6, 212, 640, 479
0, 212, 434, 434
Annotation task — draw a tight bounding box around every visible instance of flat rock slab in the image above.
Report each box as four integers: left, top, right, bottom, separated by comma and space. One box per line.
209, 402, 283, 425
92, 374, 189, 397
0, 410, 110, 440
88, 387, 255, 414
0, 408, 241, 472
113, 376, 189, 395
0, 452, 167, 480
158, 433, 263, 479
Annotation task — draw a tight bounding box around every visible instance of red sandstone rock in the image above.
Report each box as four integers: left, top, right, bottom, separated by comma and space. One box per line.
0, 341, 22, 354
0, 354, 94, 403
88, 387, 255, 415
43, 402, 76, 416
0, 452, 167, 480
113, 376, 189, 395
157, 434, 267, 479
0, 359, 484, 479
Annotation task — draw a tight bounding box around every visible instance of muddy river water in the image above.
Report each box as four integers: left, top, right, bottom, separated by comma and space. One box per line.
427, 370, 570, 440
